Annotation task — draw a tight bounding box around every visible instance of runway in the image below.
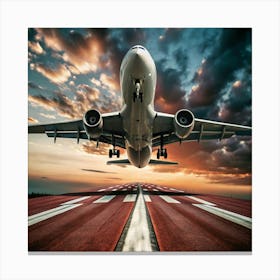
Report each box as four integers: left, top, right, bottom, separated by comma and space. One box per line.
28, 183, 251, 252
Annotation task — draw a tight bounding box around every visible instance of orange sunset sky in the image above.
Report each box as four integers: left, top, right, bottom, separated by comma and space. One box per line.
28, 28, 252, 199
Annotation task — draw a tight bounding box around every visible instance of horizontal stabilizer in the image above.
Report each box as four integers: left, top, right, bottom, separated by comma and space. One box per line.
149, 159, 178, 165
107, 159, 178, 165
107, 159, 130, 165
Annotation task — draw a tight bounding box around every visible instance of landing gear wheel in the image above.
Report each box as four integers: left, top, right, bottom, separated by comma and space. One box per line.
164, 149, 168, 159
109, 149, 113, 158
117, 150, 120, 158
157, 150, 160, 159
157, 147, 168, 159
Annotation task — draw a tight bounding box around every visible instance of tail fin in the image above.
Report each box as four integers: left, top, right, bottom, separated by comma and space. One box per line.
107, 159, 178, 165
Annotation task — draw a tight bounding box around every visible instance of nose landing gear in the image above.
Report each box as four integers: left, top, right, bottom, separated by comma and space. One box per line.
133, 79, 143, 102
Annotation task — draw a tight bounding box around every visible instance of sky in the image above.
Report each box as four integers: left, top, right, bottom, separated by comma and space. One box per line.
28, 28, 252, 199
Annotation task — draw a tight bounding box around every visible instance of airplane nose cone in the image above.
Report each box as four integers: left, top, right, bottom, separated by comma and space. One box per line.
129, 50, 147, 77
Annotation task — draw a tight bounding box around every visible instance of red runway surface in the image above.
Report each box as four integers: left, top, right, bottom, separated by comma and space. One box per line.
28, 183, 251, 252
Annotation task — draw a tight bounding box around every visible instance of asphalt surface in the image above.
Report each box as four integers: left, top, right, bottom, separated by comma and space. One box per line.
28, 183, 251, 252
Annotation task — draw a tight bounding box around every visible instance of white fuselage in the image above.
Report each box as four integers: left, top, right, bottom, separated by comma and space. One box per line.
120, 46, 157, 168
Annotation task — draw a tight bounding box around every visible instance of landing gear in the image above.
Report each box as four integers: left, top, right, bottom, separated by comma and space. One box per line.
109, 148, 120, 158
157, 148, 167, 159
109, 135, 120, 158
133, 79, 143, 102
156, 135, 168, 159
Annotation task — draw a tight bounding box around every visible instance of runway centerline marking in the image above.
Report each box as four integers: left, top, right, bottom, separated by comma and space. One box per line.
186, 195, 216, 206
122, 188, 153, 252
28, 196, 91, 226
93, 195, 116, 203
123, 194, 137, 202
159, 195, 181, 204
193, 204, 252, 229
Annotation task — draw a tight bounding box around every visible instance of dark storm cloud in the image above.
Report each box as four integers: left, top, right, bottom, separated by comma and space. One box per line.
121, 28, 147, 46
155, 62, 187, 111
218, 79, 252, 125
187, 28, 251, 120
158, 28, 185, 52
81, 169, 116, 174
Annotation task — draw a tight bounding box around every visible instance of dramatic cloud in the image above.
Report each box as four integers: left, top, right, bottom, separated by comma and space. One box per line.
40, 113, 56, 119
28, 28, 252, 192
34, 63, 71, 84
28, 41, 45, 55
187, 28, 251, 122
155, 61, 188, 113
28, 92, 79, 119
35, 28, 105, 74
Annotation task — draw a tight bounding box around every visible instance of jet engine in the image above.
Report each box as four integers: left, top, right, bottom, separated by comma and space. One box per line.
83, 109, 103, 139
174, 109, 194, 138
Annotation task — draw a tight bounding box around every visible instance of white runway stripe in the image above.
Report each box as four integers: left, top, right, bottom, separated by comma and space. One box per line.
28, 204, 81, 226
123, 194, 137, 202
159, 195, 180, 203
122, 190, 152, 251
193, 204, 252, 229
187, 196, 216, 206
93, 195, 116, 203
61, 196, 91, 205
144, 195, 151, 202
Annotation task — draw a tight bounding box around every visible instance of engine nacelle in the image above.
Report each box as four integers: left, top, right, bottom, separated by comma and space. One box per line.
83, 109, 103, 139
174, 109, 194, 139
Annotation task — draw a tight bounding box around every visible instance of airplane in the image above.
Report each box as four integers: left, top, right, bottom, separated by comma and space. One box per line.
28, 45, 252, 168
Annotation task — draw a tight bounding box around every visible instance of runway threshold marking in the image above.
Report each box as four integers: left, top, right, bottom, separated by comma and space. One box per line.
144, 195, 151, 202
28, 196, 92, 226
186, 195, 216, 206
61, 196, 91, 205
159, 195, 181, 204
123, 194, 137, 202
192, 203, 252, 229
93, 195, 116, 203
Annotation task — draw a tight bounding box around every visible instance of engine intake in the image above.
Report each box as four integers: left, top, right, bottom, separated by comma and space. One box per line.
83, 109, 103, 139
174, 109, 194, 138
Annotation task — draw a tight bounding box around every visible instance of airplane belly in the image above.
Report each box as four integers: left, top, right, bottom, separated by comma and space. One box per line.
126, 145, 152, 168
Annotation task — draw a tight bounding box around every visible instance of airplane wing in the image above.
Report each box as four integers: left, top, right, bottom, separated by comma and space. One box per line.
152, 112, 251, 148
28, 112, 126, 148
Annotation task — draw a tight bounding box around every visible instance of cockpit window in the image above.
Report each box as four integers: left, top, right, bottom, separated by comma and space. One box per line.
131, 45, 145, 50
